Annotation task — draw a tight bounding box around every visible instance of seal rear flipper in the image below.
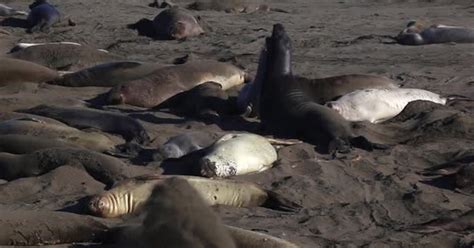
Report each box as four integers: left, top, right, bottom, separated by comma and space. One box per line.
263, 190, 302, 212
350, 136, 392, 151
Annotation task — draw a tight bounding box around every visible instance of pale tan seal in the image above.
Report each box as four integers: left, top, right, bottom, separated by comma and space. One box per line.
87, 175, 301, 218
0, 58, 59, 85
107, 60, 246, 108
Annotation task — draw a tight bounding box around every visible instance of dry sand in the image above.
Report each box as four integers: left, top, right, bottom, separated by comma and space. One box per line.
0, 0, 473, 247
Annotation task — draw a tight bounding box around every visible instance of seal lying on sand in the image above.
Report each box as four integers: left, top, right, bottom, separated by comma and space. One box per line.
258, 24, 389, 153
88, 175, 300, 218
408, 210, 474, 233
0, 58, 59, 85
0, 117, 119, 152
200, 133, 277, 177
227, 225, 300, 248
107, 61, 246, 108
0, 134, 76, 154
157, 131, 218, 159
0, 209, 109, 246
49, 61, 163, 87
20, 105, 150, 144
0, 4, 28, 16
188, 0, 269, 13
325, 88, 449, 123
153, 7, 204, 40
396, 21, 474, 45
8, 42, 121, 70
27, 0, 60, 33
0, 147, 149, 186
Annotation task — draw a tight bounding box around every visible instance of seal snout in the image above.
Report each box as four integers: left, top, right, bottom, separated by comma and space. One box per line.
87, 195, 107, 216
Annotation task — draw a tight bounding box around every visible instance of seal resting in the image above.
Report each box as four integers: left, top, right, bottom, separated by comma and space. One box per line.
27, 0, 60, 33
199, 133, 277, 177
408, 210, 474, 233
397, 20, 474, 45
88, 175, 300, 218
325, 88, 448, 123
49, 61, 164, 87
157, 131, 218, 159
258, 24, 389, 153
0, 58, 59, 85
227, 226, 300, 248
20, 105, 150, 144
153, 7, 204, 40
0, 134, 76, 154
0, 209, 109, 246
188, 0, 269, 13
0, 4, 28, 16
107, 61, 246, 108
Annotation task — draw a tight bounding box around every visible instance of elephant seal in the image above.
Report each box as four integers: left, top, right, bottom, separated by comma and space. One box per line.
0, 117, 119, 152
20, 105, 150, 144
200, 133, 277, 177
258, 24, 389, 153
188, 0, 269, 13
107, 61, 246, 108
9, 41, 81, 53
0, 147, 148, 186
397, 20, 474, 45
325, 88, 448, 123
0, 134, 76, 154
27, 0, 60, 33
153, 7, 204, 40
8, 42, 121, 70
408, 210, 474, 233
0, 210, 108, 246
88, 175, 300, 218
0, 58, 59, 85
227, 226, 300, 248
49, 61, 163, 87
157, 131, 218, 159
0, 4, 28, 16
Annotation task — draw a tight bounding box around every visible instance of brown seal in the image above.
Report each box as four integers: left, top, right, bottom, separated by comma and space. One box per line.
0, 134, 76, 154
107, 60, 246, 108
153, 7, 204, 40
0, 58, 59, 85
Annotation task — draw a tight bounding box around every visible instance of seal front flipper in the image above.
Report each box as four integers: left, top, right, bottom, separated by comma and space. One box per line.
263, 190, 302, 212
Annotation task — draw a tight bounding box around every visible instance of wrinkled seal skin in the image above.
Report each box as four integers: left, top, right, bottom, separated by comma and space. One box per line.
0, 210, 109, 246
259, 24, 388, 154
87, 175, 301, 218
50, 61, 163, 87
27, 0, 60, 33
397, 21, 474, 45
20, 105, 150, 145
107, 61, 246, 108
153, 7, 204, 40
0, 58, 59, 85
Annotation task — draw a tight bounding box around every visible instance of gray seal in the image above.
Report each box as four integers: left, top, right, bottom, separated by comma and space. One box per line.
157, 131, 218, 159
27, 0, 60, 33
397, 21, 474, 45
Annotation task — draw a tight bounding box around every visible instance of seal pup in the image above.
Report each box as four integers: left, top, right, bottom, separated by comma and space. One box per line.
0, 117, 119, 152
115, 177, 237, 248
153, 7, 204, 40
49, 61, 164, 87
199, 133, 277, 177
258, 24, 389, 153
0, 58, 59, 85
87, 175, 300, 218
157, 131, 218, 159
27, 0, 60, 33
397, 20, 474, 45
325, 88, 448, 123
107, 61, 246, 108
20, 105, 150, 144
8, 42, 121, 71
0, 210, 108, 246
0, 4, 28, 16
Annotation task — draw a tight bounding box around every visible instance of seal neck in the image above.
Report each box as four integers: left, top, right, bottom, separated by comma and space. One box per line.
266, 39, 292, 78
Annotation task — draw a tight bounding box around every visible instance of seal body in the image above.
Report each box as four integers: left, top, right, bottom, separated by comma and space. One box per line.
87, 175, 300, 218
27, 1, 60, 33
20, 105, 150, 144
325, 88, 447, 123
158, 131, 217, 159
153, 7, 204, 40
0, 4, 28, 16
397, 21, 474, 45
107, 61, 246, 108
50, 61, 163, 87
0, 134, 76, 154
0, 58, 59, 85
199, 133, 277, 177
226, 225, 300, 248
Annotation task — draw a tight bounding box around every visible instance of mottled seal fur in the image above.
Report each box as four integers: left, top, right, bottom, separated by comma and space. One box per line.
325, 88, 448, 123
397, 21, 474, 45
20, 105, 150, 144
199, 133, 277, 177
107, 61, 246, 108
0, 4, 28, 16
0, 58, 59, 85
27, 0, 60, 33
258, 24, 389, 153
153, 7, 204, 40
87, 175, 300, 218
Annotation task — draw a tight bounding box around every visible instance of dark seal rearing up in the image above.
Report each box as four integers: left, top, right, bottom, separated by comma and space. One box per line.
258, 24, 389, 154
